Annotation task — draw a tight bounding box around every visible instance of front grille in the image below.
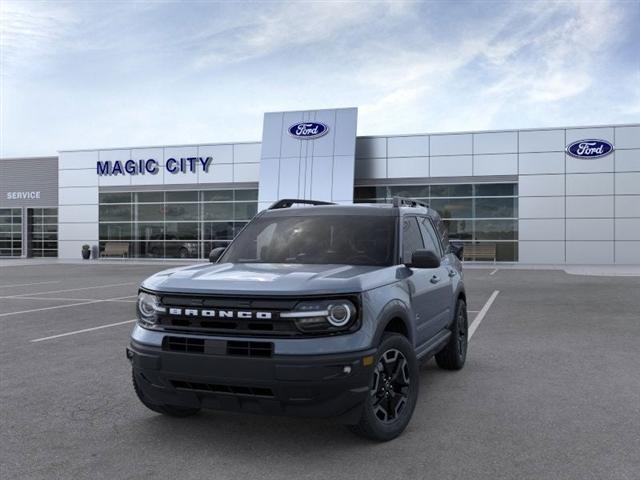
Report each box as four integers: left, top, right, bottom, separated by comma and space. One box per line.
171, 380, 274, 398
227, 341, 273, 357
157, 294, 300, 336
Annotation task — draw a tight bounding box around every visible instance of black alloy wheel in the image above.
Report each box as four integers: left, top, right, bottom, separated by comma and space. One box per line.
349, 333, 419, 441
371, 349, 410, 423
435, 299, 468, 370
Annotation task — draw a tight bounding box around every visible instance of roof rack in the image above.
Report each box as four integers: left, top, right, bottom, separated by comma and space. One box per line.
268, 199, 336, 210
391, 196, 429, 209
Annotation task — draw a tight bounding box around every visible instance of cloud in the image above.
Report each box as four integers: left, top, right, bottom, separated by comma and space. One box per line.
0, 1, 77, 72
0, 0, 637, 157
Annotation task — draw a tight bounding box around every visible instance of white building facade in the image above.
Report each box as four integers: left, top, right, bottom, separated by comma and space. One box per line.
2, 107, 638, 264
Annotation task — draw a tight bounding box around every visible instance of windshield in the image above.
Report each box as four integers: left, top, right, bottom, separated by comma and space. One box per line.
220, 214, 396, 266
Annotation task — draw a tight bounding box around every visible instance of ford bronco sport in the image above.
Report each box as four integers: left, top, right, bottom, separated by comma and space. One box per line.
128, 197, 468, 441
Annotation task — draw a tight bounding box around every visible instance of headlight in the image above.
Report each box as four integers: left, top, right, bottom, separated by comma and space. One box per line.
136, 292, 164, 327
282, 299, 357, 333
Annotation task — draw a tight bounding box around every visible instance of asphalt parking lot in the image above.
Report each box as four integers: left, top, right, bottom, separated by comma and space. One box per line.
1, 262, 639, 480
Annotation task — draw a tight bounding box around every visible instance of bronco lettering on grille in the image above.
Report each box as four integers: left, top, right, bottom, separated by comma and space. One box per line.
167, 308, 273, 320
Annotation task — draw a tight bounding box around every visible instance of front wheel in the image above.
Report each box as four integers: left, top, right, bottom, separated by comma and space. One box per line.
349, 333, 419, 441
435, 299, 468, 370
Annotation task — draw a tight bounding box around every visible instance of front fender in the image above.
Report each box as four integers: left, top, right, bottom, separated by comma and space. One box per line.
370, 299, 413, 348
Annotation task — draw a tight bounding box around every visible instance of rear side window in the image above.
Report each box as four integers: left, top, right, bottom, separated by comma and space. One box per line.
402, 217, 424, 263
419, 217, 443, 257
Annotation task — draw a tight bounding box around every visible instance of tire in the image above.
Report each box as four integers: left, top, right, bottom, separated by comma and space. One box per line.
132, 371, 200, 418
178, 247, 189, 259
349, 333, 419, 441
435, 299, 468, 370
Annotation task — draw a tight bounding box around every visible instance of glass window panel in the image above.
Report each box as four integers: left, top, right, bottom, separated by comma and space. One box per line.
100, 192, 132, 203
474, 183, 517, 197
136, 191, 164, 203
12, 208, 22, 217
166, 191, 198, 202
430, 198, 473, 219
418, 217, 441, 256
99, 204, 132, 222
475, 220, 517, 240
202, 190, 234, 201
0, 216, 11, 225
234, 222, 249, 236
203, 222, 234, 241
430, 184, 472, 197
203, 203, 233, 221
234, 203, 257, 220
99, 223, 132, 240
402, 217, 424, 263
136, 204, 164, 221
354, 186, 388, 200
443, 220, 473, 240
495, 242, 518, 261
475, 198, 517, 218
234, 189, 258, 201
388, 185, 429, 198
137, 223, 164, 241
165, 203, 198, 221
165, 222, 199, 241
164, 242, 199, 258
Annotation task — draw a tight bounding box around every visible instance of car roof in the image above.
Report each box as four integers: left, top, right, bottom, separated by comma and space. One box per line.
260, 202, 437, 218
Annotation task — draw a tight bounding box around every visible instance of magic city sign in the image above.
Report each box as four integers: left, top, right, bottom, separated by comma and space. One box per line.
96, 157, 213, 176
566, 139, 614, 159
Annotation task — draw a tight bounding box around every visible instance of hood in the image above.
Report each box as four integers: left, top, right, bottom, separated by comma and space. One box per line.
141, 262, 400, 296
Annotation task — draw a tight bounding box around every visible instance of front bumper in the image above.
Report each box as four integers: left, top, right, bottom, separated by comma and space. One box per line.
128, 339, 376, 423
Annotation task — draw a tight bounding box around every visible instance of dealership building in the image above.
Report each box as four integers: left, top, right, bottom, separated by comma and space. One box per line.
1, 108, 639, 264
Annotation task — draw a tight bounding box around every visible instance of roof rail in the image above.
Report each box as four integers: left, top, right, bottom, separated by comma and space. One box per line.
391, 196, 429, 209
268, 199, 336, 210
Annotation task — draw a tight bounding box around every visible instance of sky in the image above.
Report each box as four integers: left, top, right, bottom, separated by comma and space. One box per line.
1, 0, 639, 157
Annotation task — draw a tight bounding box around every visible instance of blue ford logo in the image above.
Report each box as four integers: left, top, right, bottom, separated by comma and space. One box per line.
566, 139, 614, 159
288, 122, 329, 139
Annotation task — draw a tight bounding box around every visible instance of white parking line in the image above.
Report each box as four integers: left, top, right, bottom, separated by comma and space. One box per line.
2, 296, 136, 302
489, 269, 498, 276
0, 282, 137, 299
0, 295, 136, 318
0, 281, 60, 288
30, 319, 137, 343
468, 290, 499, 340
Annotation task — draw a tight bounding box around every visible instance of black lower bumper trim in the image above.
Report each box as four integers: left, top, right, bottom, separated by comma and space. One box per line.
129, 340, 376, 422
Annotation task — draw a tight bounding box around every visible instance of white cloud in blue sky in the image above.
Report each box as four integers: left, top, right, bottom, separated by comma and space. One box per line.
1, 0, 638, 157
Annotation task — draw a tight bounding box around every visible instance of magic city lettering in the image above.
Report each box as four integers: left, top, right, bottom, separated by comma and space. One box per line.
96, 157, 213, 176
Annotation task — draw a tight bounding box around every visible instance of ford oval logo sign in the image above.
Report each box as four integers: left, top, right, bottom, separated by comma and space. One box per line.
288, 122, 329, 139
566, 139, 614, 159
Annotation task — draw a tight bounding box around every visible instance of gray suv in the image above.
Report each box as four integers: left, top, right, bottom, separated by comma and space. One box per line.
128, 198, 468, 441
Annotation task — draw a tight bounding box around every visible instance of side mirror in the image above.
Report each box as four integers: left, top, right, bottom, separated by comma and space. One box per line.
408, 249, 440, 269
448, 242, 464, 261
209, 247, 226, 263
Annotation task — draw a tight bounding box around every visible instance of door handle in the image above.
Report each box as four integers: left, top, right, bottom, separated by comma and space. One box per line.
430, 275, 440, 284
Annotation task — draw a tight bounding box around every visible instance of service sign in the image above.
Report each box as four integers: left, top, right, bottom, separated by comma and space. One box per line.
566, 139, 614, 159
288, 122, 329, 139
